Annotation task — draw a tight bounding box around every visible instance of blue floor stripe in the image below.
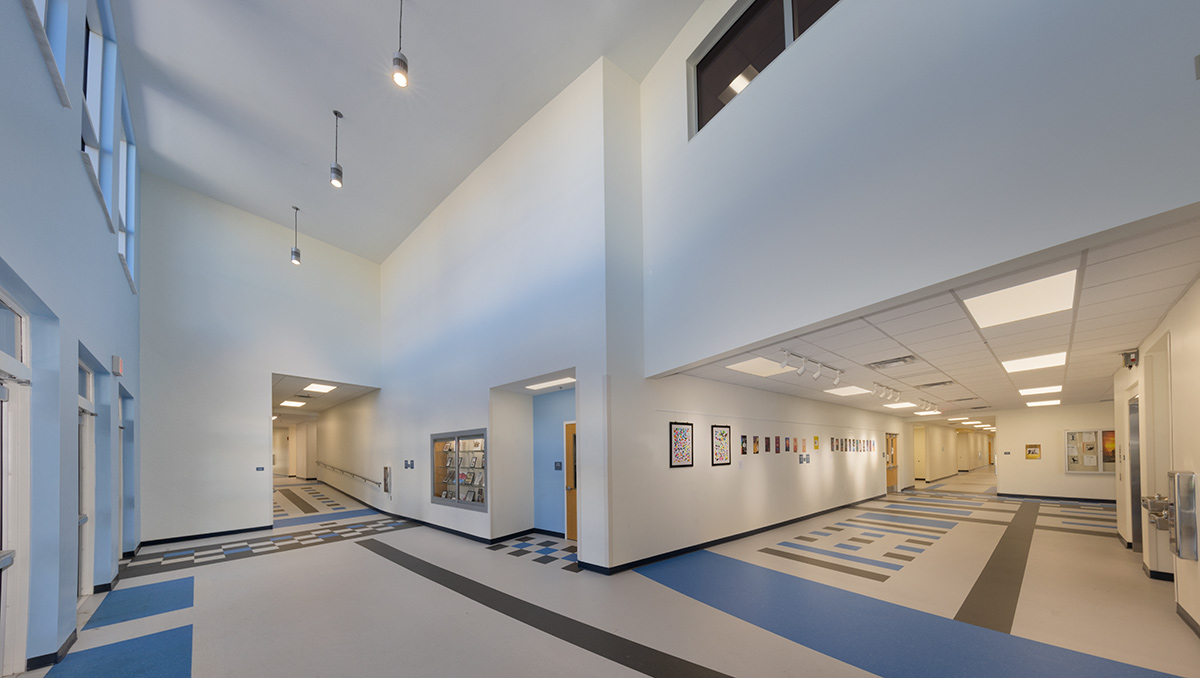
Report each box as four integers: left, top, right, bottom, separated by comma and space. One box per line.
924, 483, 945, 490
834, 543, 861, 551
839, 523, 941, 539
83, 578, 194, 630
224, 547, 250, 554
905, 497, 984, 507
862, 532, 886, 538
47, 625, 192, 678
811, 531, 831, 537
1063, 521, 1117, 529
886, 503, 973, 517
858, 512, 957, 530
273, 508, 378, 528
779, 541, 903, 571
636, 551, 1179, 678
895, 544, 925, 553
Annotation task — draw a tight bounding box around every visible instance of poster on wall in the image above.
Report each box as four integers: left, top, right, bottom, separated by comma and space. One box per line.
741, 435, 748, 455
1102, 430, 1116, 463
669, 422, 694, 468
775, 436, 781, 454
785, 437, 791, 452
753, 436, 759, 454
802, 437, 807, 453
814, 436, 819, 451
1026, 444, 1041, 460
712, 425, 732, 466
765, 436, 771, 453
792, 437, 798, 453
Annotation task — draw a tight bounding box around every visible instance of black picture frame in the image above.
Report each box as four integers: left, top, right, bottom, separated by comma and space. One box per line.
669, 421, 694, 468
712, 425, 732, 466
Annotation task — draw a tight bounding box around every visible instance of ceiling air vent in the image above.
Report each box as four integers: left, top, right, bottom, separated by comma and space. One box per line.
865, 355, 918, 370
951, 397, 978, 402
916, 381, 954, 389
971, 405, 990, 410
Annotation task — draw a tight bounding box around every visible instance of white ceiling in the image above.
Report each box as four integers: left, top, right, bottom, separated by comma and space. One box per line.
271, 373, 378, 427
681, 217, 1200, 427
110, 0, 706, 262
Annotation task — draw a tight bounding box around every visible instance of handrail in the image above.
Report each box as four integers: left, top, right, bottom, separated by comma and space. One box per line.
316, 460, 381, 488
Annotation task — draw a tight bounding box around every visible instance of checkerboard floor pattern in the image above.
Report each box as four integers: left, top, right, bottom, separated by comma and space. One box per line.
301, 484, 347, 512
123, 517, 417, 577
486, 534, 581, 572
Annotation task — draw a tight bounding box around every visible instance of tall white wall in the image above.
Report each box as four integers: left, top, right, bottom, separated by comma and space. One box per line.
315, 391, 387, 507
2, 2, 141, 661
995, 403, 1115, 500
957, 431, 989, 471
919, 424, 958, 483
639, 0, 1200, 375
271, 428, 287, 475
139, 174, 380, 541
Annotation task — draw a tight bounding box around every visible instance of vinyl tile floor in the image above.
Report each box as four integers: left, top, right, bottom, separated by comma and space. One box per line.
22, 471, 1200, 678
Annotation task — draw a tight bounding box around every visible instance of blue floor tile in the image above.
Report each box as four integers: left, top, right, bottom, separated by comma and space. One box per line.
84, 578, 194, 630
48, 626, 191, 678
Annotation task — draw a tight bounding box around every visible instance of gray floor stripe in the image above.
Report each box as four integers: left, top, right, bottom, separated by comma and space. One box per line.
358, 539, 733, 678
1035, 525, 1118, 538
279, 488, 319, 514
953, 501, 1039, 633
759, 547, 890, 582
883, 552, 914, 561
843, 517, 948, 534
857, 505, 1010, 527
899, 500, 1018, 515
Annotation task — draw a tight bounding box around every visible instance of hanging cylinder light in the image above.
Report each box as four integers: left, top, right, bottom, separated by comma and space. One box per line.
392, 0, 409, 87
330, 110, 344, 188
290, 206, 301, 265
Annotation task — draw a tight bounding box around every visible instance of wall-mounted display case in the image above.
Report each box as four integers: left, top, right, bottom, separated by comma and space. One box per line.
432, 428, 486, 511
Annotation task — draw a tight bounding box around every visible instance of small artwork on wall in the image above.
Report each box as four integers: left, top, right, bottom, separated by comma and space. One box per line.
785, 437, 791, 452
712, 425, 732, 466
814, 436, 819, 451
753, 436, 759, 454
765, 436, 771, 453
670, 421, 694, 468
775, 436, 781, 454
741, 435, 748, 455
802, 437, 807, 453
1025, 444, 1041, 460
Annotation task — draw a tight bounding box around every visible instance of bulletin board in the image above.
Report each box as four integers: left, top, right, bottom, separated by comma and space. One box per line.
1064, 429, 1113, 474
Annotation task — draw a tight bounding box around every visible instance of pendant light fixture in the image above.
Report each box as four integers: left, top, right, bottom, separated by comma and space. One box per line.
330, 110, 344, 188
392, 0, 408, 87
290, 206, 301, 265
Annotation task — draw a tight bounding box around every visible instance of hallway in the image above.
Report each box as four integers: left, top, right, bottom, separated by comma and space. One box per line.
26, 481, 1199, 678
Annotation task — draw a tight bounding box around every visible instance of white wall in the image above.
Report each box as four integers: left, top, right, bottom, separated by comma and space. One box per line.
315, 391, 388, 509
919, 424, 957, 483
139, 174, 380, 541
375, 60, 610, 558
639, 0, 1200, 375
1124, 270, 1200, 627
913, 425, 926, 480
995, 403, 1115, 500
957, 431, 989, 471
2, 1, 142, 661
271, 428, 287, 475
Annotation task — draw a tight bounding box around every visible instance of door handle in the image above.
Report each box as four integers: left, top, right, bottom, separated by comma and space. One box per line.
565, 486, 574, 491
78, 514, 89, 526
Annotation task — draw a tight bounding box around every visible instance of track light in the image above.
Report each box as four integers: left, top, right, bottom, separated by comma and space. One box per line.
780, 352, 789, 370
833, 370, 841, 386
796, 359, 807, 377
812, 363, 822, 380
290, 206, 301, 265
392, 0, 409, 87
330, 110, 344, 188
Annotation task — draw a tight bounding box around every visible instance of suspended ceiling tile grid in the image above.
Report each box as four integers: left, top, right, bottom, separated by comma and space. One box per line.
681, 220, 1200, 421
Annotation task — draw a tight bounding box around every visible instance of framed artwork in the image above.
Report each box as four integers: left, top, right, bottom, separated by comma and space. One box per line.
766, 436, 771, 453
785, 437, 791, 452
712, 425, 732, 466
775, 436, 781, 454
814, 436, 820, 451
802, 437, 807, 453
670, 422, 694, 468
1026, 444, 1041, 460
1102, 430, 1116, 464
753, 436, 759, 454
741, 435, 748, 455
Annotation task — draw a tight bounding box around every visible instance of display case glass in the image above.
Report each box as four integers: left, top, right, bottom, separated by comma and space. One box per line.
431, 428, 486, 510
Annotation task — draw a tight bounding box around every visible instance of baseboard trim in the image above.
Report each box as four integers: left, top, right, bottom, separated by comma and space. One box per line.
997, 492, 1116, 504
140, 524, 273, 549
1179, 603, 1200, 640
1117, 534, 1132, 549
926, 472, 958, 483
579, 495, 886, 576
26, 629, 76, 671
93, 571, 120, 593
1143, 562, 1174, 581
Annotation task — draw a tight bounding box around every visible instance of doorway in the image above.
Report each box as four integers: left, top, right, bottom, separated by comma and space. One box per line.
565, 422, 577, 540
1129, 396, 1143, 553
885, 433, 898, 492
77, 361, 95, 601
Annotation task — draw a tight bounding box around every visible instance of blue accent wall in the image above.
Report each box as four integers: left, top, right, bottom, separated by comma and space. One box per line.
533, 389, 574, 534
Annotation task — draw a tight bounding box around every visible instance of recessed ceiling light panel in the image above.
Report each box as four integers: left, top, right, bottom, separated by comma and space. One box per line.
962, 421, 981, 425
1027, 399, 1061, 407
1002, 352, 1067, 373
884, 402, 917, 409
526, 377, 577, 391
1018, 385, 1062, 396
726, 357, 795, 378
824, 386, 871, 397
947, 417, 969, 421
280, 400, 306, 408
962, 270, 1077, 328
303, 383, 337, 393
914, 410, 941, 416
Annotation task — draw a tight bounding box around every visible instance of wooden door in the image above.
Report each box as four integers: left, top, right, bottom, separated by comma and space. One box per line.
886, 433, 898, 490
565, 423, 577, 540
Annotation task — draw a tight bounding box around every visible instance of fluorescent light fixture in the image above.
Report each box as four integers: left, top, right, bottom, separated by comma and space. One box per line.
1027, 399, 1061, 407
726, 357, 795, 377
729, 73, 751, 94
1002, 352, 1067, 373
974, 424, 989, 428
884, 402, 917, 409
962, 421, 981, 425
303, 383, 337, 393
280, 400, 306, 408
825, 386, 871, 397
526, 377, 577, 391
948, 417, 969, 421
271, 415, 277, 420
1018, 385, 1062, 396
962, 270, 1077, 328
915, 410, 941, 416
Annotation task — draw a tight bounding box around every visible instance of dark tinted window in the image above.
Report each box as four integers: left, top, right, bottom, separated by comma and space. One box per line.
695, 0, 785, 131
792, 0, 840, 41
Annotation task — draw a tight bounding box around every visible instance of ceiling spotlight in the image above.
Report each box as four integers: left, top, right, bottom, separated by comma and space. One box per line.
871, 384, 880, 396
832, 370, 841, 386
779, 352, 789, 370
392, 0, 409, 87
813, 363, 822, 380
290, 206, 301, 265
330, 110, 344, 188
